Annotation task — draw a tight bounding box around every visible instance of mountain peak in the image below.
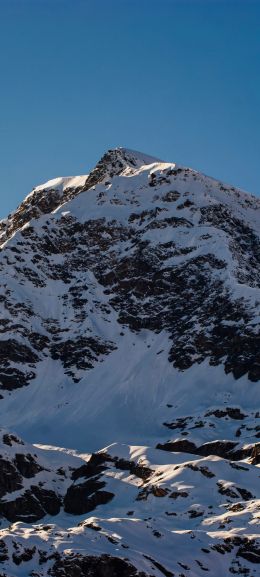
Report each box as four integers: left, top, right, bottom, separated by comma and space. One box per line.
114, 147, 163, 166
83, 147, 162, 190
98, 146, 162, 170
0, 147, 259, 576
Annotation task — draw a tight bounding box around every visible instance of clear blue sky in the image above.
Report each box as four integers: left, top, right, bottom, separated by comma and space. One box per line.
0, 0, 259, 217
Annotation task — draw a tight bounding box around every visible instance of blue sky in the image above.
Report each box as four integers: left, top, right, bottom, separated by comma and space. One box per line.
0, 0, 259, 217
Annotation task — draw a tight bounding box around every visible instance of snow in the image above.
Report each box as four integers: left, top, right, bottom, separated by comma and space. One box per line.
0, 147, 259, 576
30, 174, 88, 195
118, 147, 163, 166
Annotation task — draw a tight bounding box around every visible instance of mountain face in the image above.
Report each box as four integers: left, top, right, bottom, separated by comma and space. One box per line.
0, 148, 259, 576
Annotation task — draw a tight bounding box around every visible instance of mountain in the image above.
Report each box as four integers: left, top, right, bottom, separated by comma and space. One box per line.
0, 147, 259, 576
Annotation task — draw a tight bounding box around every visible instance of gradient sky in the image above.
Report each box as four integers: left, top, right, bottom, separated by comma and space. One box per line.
0, 0, 259, 218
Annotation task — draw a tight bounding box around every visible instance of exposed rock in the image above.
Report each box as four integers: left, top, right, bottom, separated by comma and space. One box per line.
49, 554, 149, 577
14, 453, 44, 478
64, 478, 114, 515
0, 148, 259, 577
156, 438, 259, 461
0, 458, 23, 497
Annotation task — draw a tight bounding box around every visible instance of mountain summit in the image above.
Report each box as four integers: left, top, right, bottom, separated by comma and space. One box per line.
0, 148, 259, 576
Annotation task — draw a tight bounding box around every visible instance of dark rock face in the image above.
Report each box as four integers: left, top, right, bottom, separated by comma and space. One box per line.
64, 452, 114, 516
200, 204, 260, 287
12, 545, 36, 566
30, 486, 62, 516
0, 454, 62, 522
50, 336, 116, 379
0, 489, 53, 523
156, 438, 260, 461
0, 339, 38, 390
49, 554, 149, 577
0, 149, 259, 393
0, 539, 9, 563
99, 247, 259, 380
64, 478, 114, 515
81, 147, 146, 192
236, 539, 260, 564
112, 457, 152, 481
0, 439, 115, 522
14, 453, 44, 478
205, 407, 247, 420
2, 433, 24, 446
0, 457, 23, 497
71, 452, 110, 480
0, 366, 35, 390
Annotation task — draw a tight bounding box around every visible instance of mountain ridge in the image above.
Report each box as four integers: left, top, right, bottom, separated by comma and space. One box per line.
0, 147, 259, 576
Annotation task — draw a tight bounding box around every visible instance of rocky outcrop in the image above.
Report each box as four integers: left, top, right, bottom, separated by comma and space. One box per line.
0, 148, 259, 395
0, 148, 259, 577
0, 487, 61, 523
64, 479, 114, 515
49, 554, 149, 577
157, 438, 260, 461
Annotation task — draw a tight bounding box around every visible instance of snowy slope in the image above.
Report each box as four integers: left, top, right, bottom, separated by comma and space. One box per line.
0, 147, 259, 576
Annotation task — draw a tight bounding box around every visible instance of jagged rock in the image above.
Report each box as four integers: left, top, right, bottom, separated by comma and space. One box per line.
49, 554, 149, 577
64, 478, 114, 515
14, 453, 44, 478
0, 148, 259, 577
0, 458, 23, 497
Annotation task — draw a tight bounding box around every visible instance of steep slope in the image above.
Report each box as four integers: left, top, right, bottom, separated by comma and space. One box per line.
0, 432, 259, 576
0, 147, 259, 576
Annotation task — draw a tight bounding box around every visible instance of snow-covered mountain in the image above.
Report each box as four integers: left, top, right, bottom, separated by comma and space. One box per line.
0, 147, 259, 576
